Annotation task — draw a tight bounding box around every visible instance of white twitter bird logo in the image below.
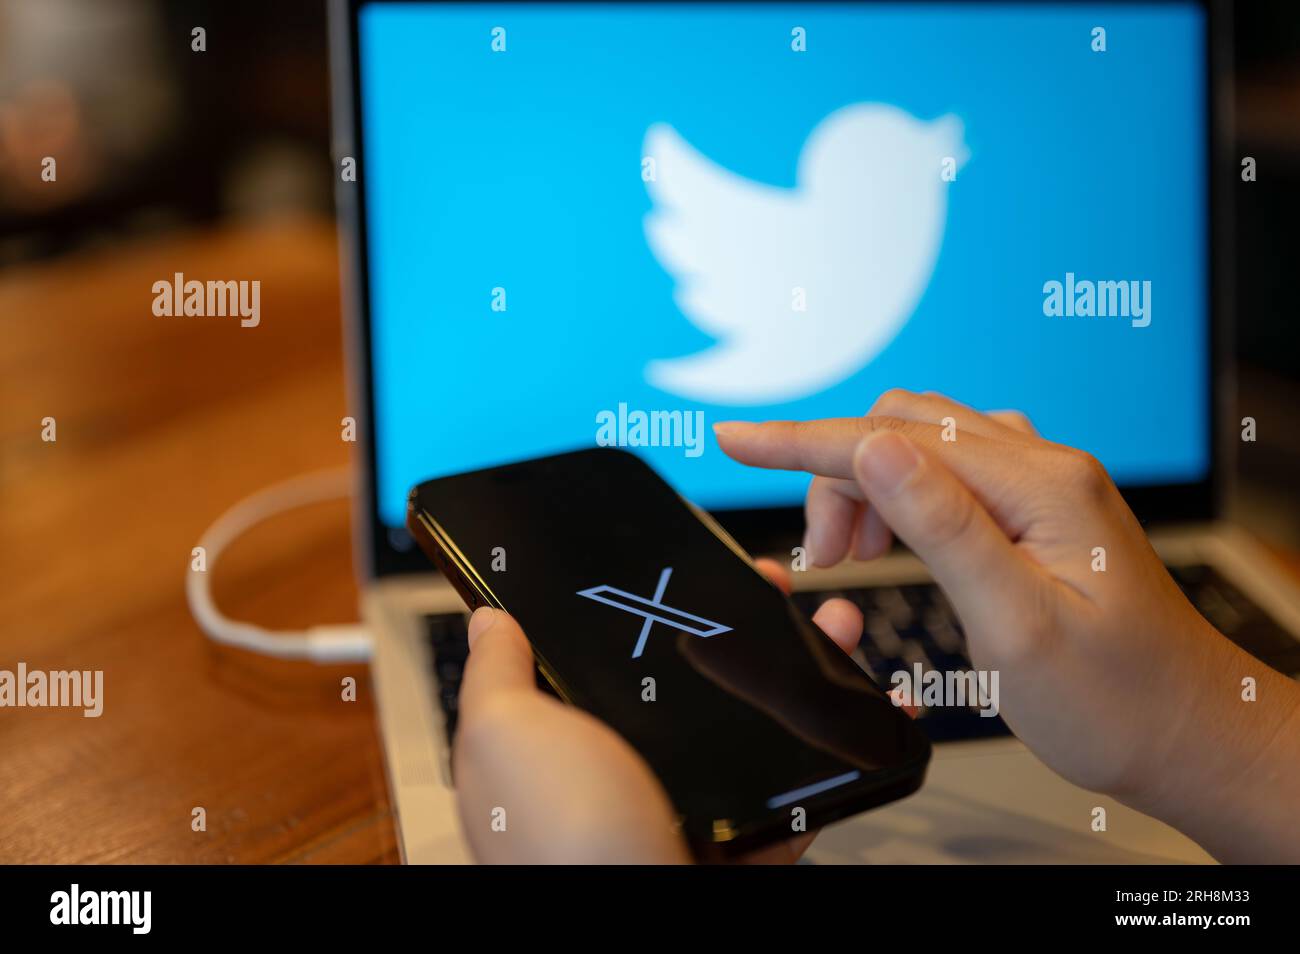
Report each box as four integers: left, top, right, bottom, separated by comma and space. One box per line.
642, 104, 967, 405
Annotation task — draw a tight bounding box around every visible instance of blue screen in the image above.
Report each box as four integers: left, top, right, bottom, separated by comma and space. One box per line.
359, 2, 1208, 528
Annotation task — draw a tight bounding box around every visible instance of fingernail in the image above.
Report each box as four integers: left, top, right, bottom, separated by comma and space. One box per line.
712, 421, 750, 439
854, 431, 922, 495
467, 606, 496, 648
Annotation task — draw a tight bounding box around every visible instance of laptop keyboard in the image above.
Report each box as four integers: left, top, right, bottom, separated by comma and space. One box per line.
420, 563, 1299, 748
423, 614, 470, 742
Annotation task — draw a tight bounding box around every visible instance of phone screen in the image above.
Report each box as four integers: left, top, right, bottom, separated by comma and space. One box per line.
408, 448, 929, 851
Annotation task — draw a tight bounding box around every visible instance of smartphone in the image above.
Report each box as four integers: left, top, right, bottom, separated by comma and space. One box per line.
406, 447, 930, 856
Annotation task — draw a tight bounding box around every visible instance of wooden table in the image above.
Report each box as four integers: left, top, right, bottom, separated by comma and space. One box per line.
0, 219, 398, 863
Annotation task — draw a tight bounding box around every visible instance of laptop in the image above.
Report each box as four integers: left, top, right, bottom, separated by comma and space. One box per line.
328, 0, 1300, 863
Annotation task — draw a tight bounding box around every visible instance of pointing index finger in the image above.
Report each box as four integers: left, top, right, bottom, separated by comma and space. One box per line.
716, 417, 911, 478
715, 417, 1031, 537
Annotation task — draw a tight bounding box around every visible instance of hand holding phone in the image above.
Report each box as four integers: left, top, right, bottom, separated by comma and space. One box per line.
408, 448, 930, 857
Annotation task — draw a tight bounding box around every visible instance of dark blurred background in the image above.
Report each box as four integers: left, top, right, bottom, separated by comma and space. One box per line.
1, 0, 1297, 539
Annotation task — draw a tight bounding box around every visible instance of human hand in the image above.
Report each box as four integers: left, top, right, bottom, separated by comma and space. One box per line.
452, 559, 867, 864
715, 389, 1300, 863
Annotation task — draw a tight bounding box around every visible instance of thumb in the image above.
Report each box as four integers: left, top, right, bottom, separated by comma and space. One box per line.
851, 430, 1040, 636
457, 607, 540, 715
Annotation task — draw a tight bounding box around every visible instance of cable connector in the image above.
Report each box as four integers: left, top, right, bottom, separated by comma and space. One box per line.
186, 468, 374, 663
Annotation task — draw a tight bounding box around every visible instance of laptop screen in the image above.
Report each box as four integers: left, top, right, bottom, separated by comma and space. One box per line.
356, 1, 1209, 532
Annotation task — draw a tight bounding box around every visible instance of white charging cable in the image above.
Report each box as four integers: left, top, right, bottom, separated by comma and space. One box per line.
186, 467, 374, 663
